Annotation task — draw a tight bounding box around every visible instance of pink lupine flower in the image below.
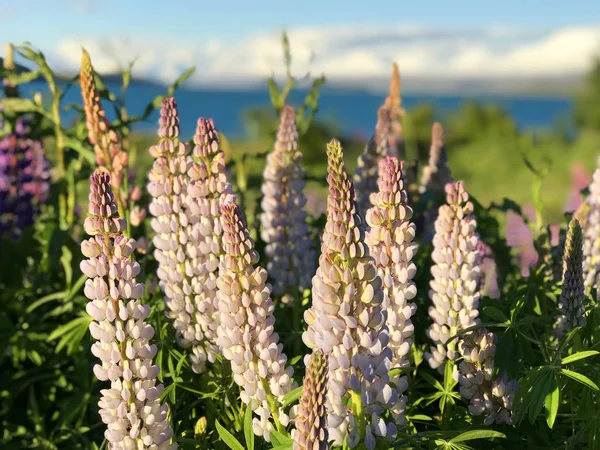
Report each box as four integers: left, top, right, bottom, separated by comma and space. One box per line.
260, 105, 315, 302
365, 157, 417, 424
217, 202, 295, 441
81, 169, 177, 449
426, 182, 481, 369
304, 140, 398, 449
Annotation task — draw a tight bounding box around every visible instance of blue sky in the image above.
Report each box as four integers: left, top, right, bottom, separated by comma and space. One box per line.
1, 0, 600, 85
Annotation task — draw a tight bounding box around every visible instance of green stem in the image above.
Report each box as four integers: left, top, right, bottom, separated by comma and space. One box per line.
261, 379, 284, 433
50, 85, 67, 229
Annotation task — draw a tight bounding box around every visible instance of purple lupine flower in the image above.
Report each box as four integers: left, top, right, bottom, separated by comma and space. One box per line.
554, 219, 586, 336
303, 140, 398, 449
260, 105, 315, 303
456, 329, 516, 425
583, 160, 600, 298
426, 182, 481, 369
0, 116, 50, 242
293, 350, 329, 450
364, 157, 417, 425
353, 107, 393, 216
217, 202, 295, 441
81, 170, 177, 449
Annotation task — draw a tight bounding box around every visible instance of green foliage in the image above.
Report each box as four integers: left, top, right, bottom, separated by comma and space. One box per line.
2, 34, 600, 450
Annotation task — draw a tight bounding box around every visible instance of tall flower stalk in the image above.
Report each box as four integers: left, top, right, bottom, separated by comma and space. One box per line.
148, 101, 231, 373
303, 140, 398, 449
293, 350, 329, 450
260, 105, 315, 303
0, 116, 50, 242
555, 218, 586, 335
217, 202, 295, 441
364, 157, 417, 424
419, 123, 451, 195
583, 160, 600, 298
383, 63, 404, 159
81, 169, 176, 449
353, 107, 393, 216
80, 50, 129, 220
426, 181, 481, 369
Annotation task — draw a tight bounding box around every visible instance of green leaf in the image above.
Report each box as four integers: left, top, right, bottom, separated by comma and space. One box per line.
26, 292, 65, 313
449, 430, 506, 443
482, 306, 509, 324
544, 375, 560, 429
561, 350, 600, 365
528, 369, 553, 423
141, 66, 196, 119
560, 368, 600, 391
0, 69, 41, 85
215, 419, 245, 450
280, 385, 303, 408
244, 405, 254, 450
269, 430, 292, 446
0, 97, 47, 116
62, 136, 96, 165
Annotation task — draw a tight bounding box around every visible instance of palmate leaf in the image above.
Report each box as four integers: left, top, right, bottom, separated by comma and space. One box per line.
47, 314, 92, 355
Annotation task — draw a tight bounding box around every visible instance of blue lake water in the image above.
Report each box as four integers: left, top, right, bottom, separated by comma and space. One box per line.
15, 80, 574, 139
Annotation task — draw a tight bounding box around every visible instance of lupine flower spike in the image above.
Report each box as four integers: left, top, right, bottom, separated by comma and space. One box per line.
304, 139, 398, 449
583, 159, 600, 298
382, 63, 404, 159
184, 116, 237, 370
353, 107, 393, 216
80, 50, 129, 218
293, 351, 329, 450
419, 122, 452, 195
555, 218, 586, 336
260, 105, 315, 303
364, 157, 417, 424
148, 99, 206, 373
0, 116, 50, 242
426, 181, 481, 369
81, 169, 177, 449
457, 329, 516, 425
217, 202, 295, 441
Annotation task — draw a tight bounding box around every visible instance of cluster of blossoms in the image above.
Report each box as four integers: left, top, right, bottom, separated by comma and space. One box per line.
505, 205, 538, 277
456, 329, 516, 425
217, 202, 295, 440
583, 160, 600, 298
353, 107, 393, 215
426, 181, 481, 369
260, 105, 315, 303
555, 219, 586, 335
293, 351, 329, 450
303, 140, 398, 449
364, 157, 417, 424
381, 63, 403, 159
148, 99, 233, 373
81, 170, 176, 449
0, 114, 50, 242
80, 50, 142, 219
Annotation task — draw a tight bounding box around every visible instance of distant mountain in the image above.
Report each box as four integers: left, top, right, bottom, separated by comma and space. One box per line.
0, 56, 583, 97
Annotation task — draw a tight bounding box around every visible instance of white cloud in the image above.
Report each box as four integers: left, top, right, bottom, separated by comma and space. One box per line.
37, 25, 600, 87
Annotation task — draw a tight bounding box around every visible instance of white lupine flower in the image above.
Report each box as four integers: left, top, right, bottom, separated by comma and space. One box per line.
303, 140, 398, 449
555, 219, 586, 336
147, 98, 217, 373
583, 160, 600, 298
457, 329, 516, 425
353, 107, 392, 216
364, 157, 417, 425
216, 202, 295, 442
82, 170, 177, 450
183, 117, 236, 371
426, 181, 481, 369
260, 105, 315, 302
